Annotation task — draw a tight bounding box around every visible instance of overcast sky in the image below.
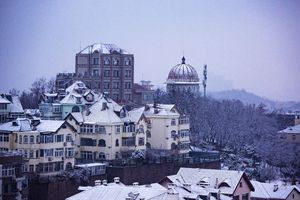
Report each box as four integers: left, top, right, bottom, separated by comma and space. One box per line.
0, 0, 299, 101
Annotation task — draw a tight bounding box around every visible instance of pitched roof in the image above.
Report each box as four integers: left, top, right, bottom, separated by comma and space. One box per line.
143, 104, 179, 117
251, 181, 300, 199
278, 124, 300, 134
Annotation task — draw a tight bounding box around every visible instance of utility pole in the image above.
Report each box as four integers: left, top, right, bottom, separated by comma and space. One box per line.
202, 64, 207, 98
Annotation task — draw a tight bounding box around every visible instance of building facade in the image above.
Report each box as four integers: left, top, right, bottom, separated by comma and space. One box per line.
0, 94, 25, 124
0, 118, 76, 176
166, 57, 200, 94
56, 43, 134, 103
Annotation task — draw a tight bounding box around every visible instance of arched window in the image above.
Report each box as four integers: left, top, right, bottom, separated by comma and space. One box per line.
19, 135, 22, 144
24, 136, 28, 144
115, 139, 119, 147
171, 143, 177, 150
99, 152, 106, 160
146, 142, 151, 149
30, 136, 34, 144
146, 130, 151, 138
98, 139, 106, 147
66, 162, 72, 170
72, 106, 80, 113
171, 130, 176, 139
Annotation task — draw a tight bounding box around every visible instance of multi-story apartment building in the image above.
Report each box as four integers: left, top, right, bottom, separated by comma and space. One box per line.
0, 152, 28, 200
39, 81, 99, 120
0, 94, 25, 124
0, 118, 76, 176
56, 43, 134, 103
132, 81, 155, 105
65, 94, 147, 161
143, 103, 191, 154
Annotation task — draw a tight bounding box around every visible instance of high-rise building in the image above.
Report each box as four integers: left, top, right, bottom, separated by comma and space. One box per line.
56, 43, 134, 103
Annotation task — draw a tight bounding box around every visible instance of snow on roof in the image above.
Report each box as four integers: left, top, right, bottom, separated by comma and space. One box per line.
75, 163, 105, 168
37, 120, 65, 133
0, 118, 32, 132
69, 112, 84, 123
66, 185, 170, 200
66, 81, 88, 93
143, 104, 179, 117
278, 124, 300, 134
10, 96, 24, 113
44, 93, 58, 97
123, 107, 145, 123
0, 96, 10, 104
251, 181, 300, 199
170, 168, 247, 195
82, 95, 123, 124
78, 43, 130, 54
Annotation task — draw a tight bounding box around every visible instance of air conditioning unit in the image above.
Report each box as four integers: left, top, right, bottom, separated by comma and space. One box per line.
48, 157, 53, 161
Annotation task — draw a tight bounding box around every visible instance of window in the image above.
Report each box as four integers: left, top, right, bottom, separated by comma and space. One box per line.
122, 137, 135, 146
113, 70, 119, 77
0, 133, 9, 142
40, 134, 53, 143
171, 130, 177, 139
80, 138, 97, 146
24, 135, 28, 144
53, 105, 61, 113
115, 139, 119, 147
66, 134, 72, 142
29, 165, 34, 173
95, 125, 106, 134
104, 57, 110, 65
146, 130, 151, 138
55, 134, 64, 142
72, 106, 80, 112
40, 149, 54, 157
112, 82, 120, 89
239, 182, 243, 187
55, 148, 64, 157
29, 150, 34, 158
113, 58, 119, 65
125, 70, 132, 77
98, 139, 106, 147
80, 124, 94, 133
179, 116, 189, 124
124, 58, 131, 66
104, 70, 110, 77
171, 119, 176, 126
123, 124, 135, 132
179, 129, 190, 138
103, 82, 110, 89
138, 138, 144, 146
113, 94, 119, 101
99, 152, 106, 160
66, 148, 74, 157
2, 165, 15, 177
125, 82, 131, 89
36, 135, 40, 143
138, 125, 144, 133
81, 151, 93, 160
0, 104, 8, 110
19, 135, 22, 144
93, 58, 99, 65
292, 134, 296, 140
30, 135, 34, 144
115, 125, 121, 133
39, 162, 64, 173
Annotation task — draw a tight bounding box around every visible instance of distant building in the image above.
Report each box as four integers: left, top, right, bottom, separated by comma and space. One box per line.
143, 103, 190, 154
166, 57, 200, 94
56, 43, 134, 103
39, 81, 99, 120
251, 180, 300, 200
0, 94, 25, 124
160, 168, 255, 200
278, 124, 300, 143
132, 81, 155, 105
0, 152, 28, 200
0, 118, 76, 175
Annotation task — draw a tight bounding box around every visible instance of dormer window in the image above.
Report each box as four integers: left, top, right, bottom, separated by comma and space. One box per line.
104, 57, 110, 65
124, 58, 131, 66
113, 58, 119, 65
76, 97, 82, 104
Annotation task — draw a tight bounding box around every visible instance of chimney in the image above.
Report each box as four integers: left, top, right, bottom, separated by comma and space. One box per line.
102, 179, 107, 186
94, 180, 101, 186
114, 177, 120, 184
273, 184, 279, 192
102, 102, 108, 111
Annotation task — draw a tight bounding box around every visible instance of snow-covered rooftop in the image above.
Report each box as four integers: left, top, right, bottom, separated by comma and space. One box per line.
251, 180, 300, 199
143, 104, 179, 117
78, 43, 130, 54
278, 124, 300, 134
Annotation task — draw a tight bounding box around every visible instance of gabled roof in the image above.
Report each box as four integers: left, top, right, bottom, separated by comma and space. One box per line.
168, 168, 254, 195
123, 107, 145, 123
251, 181, 300, 199
10, 96, 24, 113
143, 104, 179, 117
0, 96, 10, 104
278, 124, 300, 134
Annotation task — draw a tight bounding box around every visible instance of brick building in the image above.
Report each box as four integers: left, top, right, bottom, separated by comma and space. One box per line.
56, 43, 134, 103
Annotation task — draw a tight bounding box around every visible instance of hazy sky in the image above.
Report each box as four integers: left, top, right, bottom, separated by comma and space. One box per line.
0, 0, 299, 101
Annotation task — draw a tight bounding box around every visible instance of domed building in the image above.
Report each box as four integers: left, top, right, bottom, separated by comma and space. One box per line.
166, 57, 200, 94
